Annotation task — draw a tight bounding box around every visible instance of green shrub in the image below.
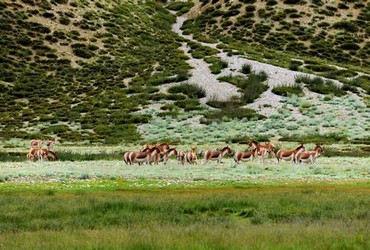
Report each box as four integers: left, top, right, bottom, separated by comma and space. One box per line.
59, 16, 70, 25
279, 132, 348, 144
201, 101, 265, 124
174, 99, 202, 111
71, 43, 95, 58
166, 1, 194, 12
332, 21, 358, 32
295, 75, 346, 96
240, 63, 252, 74
168, 83, 206, 99
207, 57, 228, 74
272, 83, 303, 96
219, 72, 268, 104
345, 75, 370, 94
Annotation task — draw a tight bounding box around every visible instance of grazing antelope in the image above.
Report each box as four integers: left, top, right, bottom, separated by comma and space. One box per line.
234, 148, 257, 164
30, 138, 44, 149
296, 144, 324, 164
204, 146, 232, 164
27, 148, 58, 161
276, 144, 305, 163
161, 147, 178, 164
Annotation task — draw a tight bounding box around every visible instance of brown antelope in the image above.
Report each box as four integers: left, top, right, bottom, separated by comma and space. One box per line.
204, 146, 232, 164
141, 142, 170, 154
186, 148, 198, 165
129, 147, 160, 165
276, 144, 305, 163
233, 148, 257, 164
27, 148, 58, 161
157, 142, 170, 153
123, 151, 131, 165
161, 147, 178, 164
141, 144, 155, 152
47, 136, 57, 151
295, 144, 324, 164
142, 145, 163, 165
177, 148, 197, 165
177, 151, 187, 165
248, 140, 275, 162
30, 138, 44, 149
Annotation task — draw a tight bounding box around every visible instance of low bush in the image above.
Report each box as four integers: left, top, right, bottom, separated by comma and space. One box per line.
174, 99, 202, 111
332, 21, 358, 32
240, 63, 252, 74
295, 75, 346, 96
272, 83, 303, 96
168, 83, 206, 99
201, 101, 265, 124
279, 132, 348, 144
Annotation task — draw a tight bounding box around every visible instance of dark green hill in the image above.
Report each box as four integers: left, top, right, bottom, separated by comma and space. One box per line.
182, 0, 370, 72
0, 0, 190, 143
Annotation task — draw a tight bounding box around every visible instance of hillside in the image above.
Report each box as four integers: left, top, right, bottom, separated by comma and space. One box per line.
0, 0, 190, 143
182, 0, 370, 73
0, 0, 369, 147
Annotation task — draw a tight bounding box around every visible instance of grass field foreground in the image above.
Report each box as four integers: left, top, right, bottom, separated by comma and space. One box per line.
0, 184, 369, 249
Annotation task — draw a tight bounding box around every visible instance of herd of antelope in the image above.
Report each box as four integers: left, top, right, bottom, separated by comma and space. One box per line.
26, 137, 323, 164
123, 141, 324, 165
26, 137, 59, 161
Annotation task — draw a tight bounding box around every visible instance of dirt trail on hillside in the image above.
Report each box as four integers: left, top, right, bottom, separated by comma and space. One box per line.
171, 11, 344, 116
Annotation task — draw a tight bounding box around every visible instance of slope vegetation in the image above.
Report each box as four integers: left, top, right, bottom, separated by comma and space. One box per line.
0, 0, 190, 143
182, 0, 370, 73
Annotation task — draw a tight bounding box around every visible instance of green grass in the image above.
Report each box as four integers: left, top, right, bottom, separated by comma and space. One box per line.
205, 56, 228, 74
0, 183, 369, 248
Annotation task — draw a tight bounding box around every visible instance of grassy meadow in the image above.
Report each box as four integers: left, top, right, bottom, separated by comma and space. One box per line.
0, 181, 369, 249
0, 140, 369, 248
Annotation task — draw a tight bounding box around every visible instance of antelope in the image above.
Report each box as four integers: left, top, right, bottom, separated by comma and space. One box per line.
177, 151, 187, 165
141, 142, 170, 154
123, 151, 131, 165
233, 148, 257, 164
157, 142, 170, 153
186, 148, 198, 165
248, 140, 275, 162
129, 147, 160, 165
295, 144, 324, 164
161, 147, 178, 164
47, 136, 57, 151
27, 148, 58, 161
276, 144, 305, 163
30, 138, 44, 149
204, 146, 232, 164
